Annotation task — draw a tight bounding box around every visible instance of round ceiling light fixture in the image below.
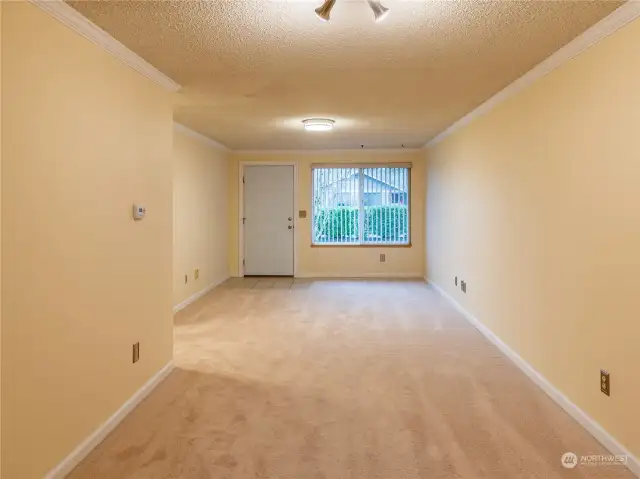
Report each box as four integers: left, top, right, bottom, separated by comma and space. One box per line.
303, 118, 335, 132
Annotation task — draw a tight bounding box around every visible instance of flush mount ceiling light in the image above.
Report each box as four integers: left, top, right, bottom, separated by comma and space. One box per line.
315, 0, 337, 22
303, 118, 335, 132
315, 0, 390, 23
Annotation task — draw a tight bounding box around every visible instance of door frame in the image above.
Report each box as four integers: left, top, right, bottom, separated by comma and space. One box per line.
238, 161, 298, 277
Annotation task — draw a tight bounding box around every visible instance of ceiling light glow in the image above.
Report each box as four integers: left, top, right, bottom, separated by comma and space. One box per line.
303, 119, 335, 132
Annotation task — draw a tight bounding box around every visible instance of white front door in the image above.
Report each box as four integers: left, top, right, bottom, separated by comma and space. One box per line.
243, 165, 295, 276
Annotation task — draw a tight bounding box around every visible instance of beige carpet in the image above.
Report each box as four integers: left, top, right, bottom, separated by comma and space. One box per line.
69, 279, 633, 478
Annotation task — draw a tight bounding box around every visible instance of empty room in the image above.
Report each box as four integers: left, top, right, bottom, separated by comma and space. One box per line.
0, 0, 639, 478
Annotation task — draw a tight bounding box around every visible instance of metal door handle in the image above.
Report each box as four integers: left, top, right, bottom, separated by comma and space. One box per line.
288, 225, 293, 229
288, 217, 292, 221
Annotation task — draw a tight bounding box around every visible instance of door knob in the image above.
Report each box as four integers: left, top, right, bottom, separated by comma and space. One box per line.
288, 217, 292, 221
288, 225, 293, 229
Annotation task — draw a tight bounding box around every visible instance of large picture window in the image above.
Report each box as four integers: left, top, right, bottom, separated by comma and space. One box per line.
312, 166, 410, 245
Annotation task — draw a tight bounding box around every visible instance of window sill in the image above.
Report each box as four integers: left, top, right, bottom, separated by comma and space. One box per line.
311, 243, 412, 248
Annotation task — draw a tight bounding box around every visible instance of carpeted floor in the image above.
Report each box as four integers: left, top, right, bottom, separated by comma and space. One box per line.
69, 279, 633, 478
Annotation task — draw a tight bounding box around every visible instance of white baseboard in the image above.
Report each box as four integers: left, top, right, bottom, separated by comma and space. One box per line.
173, 277, 228, 313
426, 278, 639, 477
295, 272, 424, 279
44, 361, 175, 479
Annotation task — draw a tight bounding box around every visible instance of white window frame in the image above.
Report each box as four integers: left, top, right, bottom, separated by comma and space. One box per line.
311, 163, 412, 247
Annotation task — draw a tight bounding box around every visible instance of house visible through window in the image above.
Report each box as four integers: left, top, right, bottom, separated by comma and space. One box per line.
312, 166, 410, 245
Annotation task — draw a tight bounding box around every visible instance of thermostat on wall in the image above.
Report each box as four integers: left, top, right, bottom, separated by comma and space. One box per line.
133, 204, 146, 221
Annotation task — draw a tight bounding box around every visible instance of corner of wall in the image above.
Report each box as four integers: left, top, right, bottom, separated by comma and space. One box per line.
424, 13, 640, 464
173, 127, 232, 307
422, 147, 428, 280
2, 4, 174, 476
0, 2, 3, 475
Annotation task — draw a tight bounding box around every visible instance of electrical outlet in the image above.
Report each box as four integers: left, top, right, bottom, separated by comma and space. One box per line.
600, 369, 610, 396
194, 268, 200, 280
132, 342, 140, 363
380, 254, 386, 263
184, 274, 188, 284
455, 276, 458, 286
461, 280, 467, 293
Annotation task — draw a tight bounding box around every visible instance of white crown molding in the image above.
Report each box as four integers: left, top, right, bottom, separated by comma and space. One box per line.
426, 0, 640, 148
427, 278, 640, 478
233, 148, 421, 155
173, 123, 230, 151
29, 0, 181, 92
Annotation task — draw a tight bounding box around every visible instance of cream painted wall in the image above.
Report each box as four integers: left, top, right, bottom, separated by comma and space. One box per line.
173, 128, 230, 306
426, 17, 640, 460
1, 3, 174, 478
0, 3, 3, 476
230, 150, 425, 278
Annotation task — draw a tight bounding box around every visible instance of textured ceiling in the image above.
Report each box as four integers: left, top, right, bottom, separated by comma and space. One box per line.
68, 0, 622, 150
